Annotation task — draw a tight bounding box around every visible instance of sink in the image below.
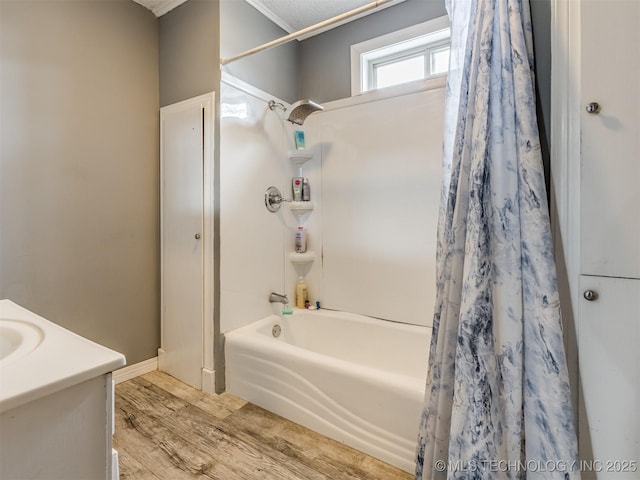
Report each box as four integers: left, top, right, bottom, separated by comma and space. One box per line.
0, 319, 44, 368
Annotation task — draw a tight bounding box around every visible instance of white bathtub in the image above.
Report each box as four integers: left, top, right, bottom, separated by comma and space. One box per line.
224, 308, 431, 473
0, 299, 126, 479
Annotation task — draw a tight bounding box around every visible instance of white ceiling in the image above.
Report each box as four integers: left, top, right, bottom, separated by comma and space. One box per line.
132, 0, 405, 38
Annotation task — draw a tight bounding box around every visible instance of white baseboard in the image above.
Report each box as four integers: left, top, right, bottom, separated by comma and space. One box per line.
158, 348, 166, 370
112, 357, 158, 384
201, 368, 215, 394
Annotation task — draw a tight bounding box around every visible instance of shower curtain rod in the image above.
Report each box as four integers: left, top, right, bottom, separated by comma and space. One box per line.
220, 0, 397, 66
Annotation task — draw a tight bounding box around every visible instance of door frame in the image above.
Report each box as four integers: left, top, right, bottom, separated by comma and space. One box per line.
159, 92, 216, 393
550, 0, 581, 321
550, 0, 582, 438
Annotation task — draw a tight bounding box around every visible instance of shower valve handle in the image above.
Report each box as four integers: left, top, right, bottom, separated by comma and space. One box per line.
265, 186, 290, 212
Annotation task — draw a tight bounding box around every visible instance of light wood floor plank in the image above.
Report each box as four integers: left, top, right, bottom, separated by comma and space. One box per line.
117, 448, 162, 480
116, 393, 245, 480
114, 402, 201, 480
114, 371, 413, 480
117, 377, 188, 417
224, 402, 412, 480
140, 370, 247, 419
160, 403, 331, 480
124, 376, 331, 480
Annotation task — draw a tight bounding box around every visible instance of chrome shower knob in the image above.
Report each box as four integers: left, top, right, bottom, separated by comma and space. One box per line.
265, 186, 288, 212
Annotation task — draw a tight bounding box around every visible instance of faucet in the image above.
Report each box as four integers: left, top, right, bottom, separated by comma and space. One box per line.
269, 292, 288, 304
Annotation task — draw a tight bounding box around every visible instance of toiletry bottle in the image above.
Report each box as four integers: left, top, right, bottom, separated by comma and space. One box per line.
292, 177, 303, 201
294, 130, 305, 150
295, 225, 307, 253
296, 277, 308, 309
302, 178, 310, 201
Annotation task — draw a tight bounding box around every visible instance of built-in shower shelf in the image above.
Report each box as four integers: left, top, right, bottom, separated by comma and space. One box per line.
289, 151, 313, 166
288, 201, 314, 212
289, 251, 316, 263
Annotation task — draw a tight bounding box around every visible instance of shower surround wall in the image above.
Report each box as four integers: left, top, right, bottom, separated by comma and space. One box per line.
220, 75, 292, 334
303, 82, 445, 326
220, 76, 446, 335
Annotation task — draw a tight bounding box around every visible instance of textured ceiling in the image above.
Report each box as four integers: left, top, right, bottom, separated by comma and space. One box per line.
133, 0, 405, 37
131, 0, 188, 17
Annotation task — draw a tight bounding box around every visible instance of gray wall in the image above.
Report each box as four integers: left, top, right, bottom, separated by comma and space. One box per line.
299, 0, 448, 103
159, 0, 220, 107
220, 0, 298, 103
0, 0, 160, 365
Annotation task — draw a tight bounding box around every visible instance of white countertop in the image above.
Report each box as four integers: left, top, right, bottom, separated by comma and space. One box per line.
0, 299, 126, 412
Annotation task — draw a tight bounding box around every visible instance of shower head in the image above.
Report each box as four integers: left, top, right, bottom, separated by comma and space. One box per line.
286, 99, 324, 125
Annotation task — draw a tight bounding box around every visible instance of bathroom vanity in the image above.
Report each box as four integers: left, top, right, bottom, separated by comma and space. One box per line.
0, 299, 126, 480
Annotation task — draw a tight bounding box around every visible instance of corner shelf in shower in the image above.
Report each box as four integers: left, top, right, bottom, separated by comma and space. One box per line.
289, 151, 313, 166
288, 201, 314, 213
289, 251, 316, 263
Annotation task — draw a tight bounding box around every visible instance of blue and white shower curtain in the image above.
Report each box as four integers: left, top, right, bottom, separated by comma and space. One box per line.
415, 0, 580, 479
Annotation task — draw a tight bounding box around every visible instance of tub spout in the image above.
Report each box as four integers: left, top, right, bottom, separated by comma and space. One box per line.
269, 292, 288, 304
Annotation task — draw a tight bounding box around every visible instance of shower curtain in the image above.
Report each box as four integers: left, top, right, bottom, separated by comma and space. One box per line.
415, 0, 580, 479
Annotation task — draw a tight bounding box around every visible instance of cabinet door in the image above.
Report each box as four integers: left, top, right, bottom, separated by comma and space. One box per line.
578, 275, 640, 478
580, 0, 640, 279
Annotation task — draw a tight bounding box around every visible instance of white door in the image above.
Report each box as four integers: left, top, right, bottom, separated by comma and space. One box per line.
578, 276, 640, 479
578, 0, 640, 475
580, 0, 640, 279
160, 94, 214, 390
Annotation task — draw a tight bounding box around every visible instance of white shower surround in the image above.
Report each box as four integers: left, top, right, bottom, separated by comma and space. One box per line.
220, 73, 445, 334
305, 79, 445, 326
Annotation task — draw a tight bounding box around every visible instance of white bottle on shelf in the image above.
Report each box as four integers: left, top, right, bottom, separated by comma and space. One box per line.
295, 225, 307, 253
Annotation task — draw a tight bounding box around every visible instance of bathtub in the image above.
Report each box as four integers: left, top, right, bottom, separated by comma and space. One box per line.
224, 308, 431, 473
0, 299, 126, 479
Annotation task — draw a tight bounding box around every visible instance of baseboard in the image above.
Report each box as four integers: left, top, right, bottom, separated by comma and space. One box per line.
202, 368, 215, 394
112, 357, 158, 384
158, 348, 166, 370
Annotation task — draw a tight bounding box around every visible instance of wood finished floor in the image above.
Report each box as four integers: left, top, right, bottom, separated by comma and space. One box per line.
114, 371, 413, 480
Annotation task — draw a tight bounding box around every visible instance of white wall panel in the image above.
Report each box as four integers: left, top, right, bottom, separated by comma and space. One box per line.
220, 79, 289, 333
319, 86, 445, 326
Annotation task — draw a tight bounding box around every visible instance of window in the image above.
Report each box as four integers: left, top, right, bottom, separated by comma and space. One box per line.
351, 16, 451, 95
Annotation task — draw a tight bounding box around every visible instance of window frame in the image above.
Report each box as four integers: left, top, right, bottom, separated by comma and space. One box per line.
350, 15, 451, 96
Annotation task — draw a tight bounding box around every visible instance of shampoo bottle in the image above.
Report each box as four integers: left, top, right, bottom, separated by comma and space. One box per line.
292, 177, 303, 201
295, 225, 307, 253
302, 178, 310, 201
296, 277, 308, 309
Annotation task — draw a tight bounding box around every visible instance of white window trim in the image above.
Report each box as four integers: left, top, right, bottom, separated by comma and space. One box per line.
350, 15, 451, 96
